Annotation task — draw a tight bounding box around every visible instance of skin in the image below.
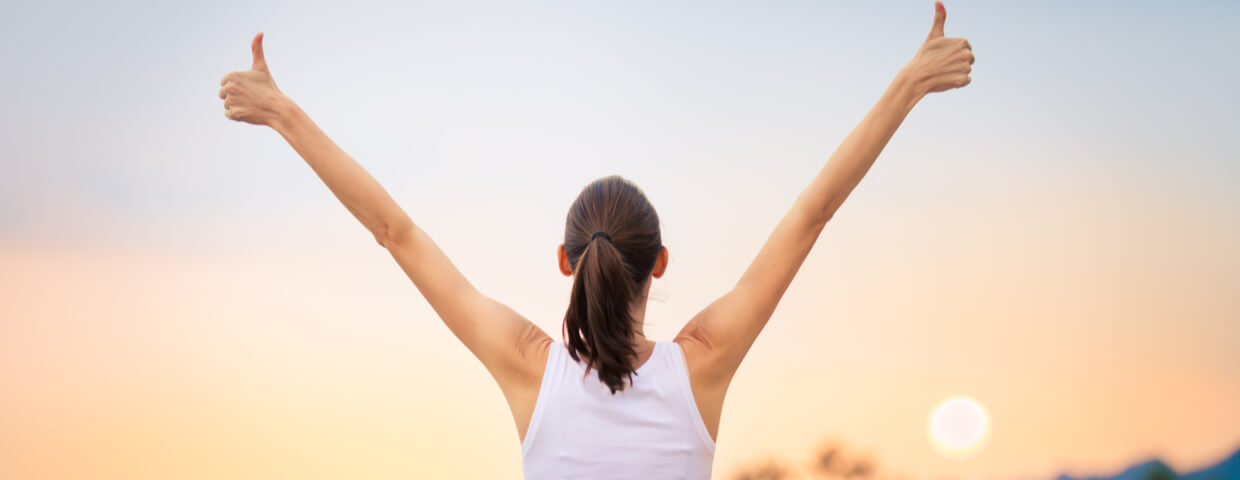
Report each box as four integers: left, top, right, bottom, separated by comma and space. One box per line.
219, 2, 972, 447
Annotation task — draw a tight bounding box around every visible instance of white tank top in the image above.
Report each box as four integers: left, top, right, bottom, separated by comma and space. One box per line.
521, 341, 716, 479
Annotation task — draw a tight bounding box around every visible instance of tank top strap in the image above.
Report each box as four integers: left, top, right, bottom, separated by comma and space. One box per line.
521, 342, 567, 457
664, 341, 717, 453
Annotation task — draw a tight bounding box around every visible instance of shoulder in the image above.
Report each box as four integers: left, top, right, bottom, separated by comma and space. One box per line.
674, 323, 728, 380
672, 333, 726, 386
518, 332, 555, 382
488, 326, 554, 398
671, 336, 728, 443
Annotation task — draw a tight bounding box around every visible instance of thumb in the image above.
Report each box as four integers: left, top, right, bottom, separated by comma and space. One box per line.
251, 32, 268, 72
927, 2, 946, 41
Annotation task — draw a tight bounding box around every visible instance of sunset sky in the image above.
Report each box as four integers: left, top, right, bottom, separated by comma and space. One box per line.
2, 1, 1238, 479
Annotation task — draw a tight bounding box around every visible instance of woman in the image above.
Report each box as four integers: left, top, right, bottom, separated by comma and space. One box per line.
218, 3, 972, 478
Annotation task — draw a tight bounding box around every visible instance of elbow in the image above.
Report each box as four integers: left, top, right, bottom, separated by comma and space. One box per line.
814, 196, 846, 228
813, 210, 834, 230
375, 217, 415, 249
801, 204, 833, 232
794, 191, 836, 231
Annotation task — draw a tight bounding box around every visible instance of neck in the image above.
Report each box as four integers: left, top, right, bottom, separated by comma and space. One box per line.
630, 281, 653, 340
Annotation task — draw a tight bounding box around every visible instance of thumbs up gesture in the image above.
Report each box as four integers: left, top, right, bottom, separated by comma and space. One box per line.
905, 2, 974, 94
219, 33, 292, 127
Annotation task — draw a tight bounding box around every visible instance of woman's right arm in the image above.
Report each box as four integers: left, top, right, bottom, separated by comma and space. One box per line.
219, 34, 551, 392
676, 2, 974, 388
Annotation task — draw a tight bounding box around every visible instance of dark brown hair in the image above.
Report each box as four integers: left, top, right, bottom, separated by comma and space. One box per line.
562, 175, 663, 394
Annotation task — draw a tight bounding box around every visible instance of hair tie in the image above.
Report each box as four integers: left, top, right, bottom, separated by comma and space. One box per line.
591, 231, 611, 242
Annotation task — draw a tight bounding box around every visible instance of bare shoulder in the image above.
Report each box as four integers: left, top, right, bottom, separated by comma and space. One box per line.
673, 324, 714, 375
674, 309, 735, 387
512, 323, 554, 388
507, 328, 555, 444
674, 325, 728, 442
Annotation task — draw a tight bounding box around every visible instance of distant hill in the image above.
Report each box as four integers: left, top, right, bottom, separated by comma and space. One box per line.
1182, 448, 1240, 480
1057, 448, 1240, 480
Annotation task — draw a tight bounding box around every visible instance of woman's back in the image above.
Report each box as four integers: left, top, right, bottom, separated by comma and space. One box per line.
522, 341, 715, 479
218, 5, 972, 477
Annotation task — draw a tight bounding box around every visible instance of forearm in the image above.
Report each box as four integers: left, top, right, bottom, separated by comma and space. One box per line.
796, 70, 924, 225
270, 100, 413, 247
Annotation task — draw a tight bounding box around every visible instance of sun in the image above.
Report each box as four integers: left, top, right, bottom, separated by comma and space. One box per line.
927, 396, 991, 460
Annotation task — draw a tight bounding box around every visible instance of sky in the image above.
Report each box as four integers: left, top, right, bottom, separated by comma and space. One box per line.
1, 0, 1238, 479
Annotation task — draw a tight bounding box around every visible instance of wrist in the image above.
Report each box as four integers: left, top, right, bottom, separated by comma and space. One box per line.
892, 65, 926, 112
268, 94, 303, 134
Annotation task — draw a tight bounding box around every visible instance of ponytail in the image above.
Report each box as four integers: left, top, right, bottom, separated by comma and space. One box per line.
561, 175, 663, 394
564, 234, 639, 393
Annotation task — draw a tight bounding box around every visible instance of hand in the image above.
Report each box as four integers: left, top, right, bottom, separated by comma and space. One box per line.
904, 2, 974, 95
219, 33, 292, 127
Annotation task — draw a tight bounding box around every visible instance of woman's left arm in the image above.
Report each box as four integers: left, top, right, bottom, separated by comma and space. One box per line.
219, 33, 551, 386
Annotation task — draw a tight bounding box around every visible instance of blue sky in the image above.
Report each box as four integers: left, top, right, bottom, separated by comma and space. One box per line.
2, 0, 1236, 245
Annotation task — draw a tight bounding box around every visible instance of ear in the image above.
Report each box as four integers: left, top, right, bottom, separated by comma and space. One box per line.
557, 244, 573, 276
651, 246, 668, 279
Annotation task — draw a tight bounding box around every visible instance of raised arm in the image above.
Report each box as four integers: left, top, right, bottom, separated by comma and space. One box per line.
218, 33, 551, 389
677, 2, 974, 387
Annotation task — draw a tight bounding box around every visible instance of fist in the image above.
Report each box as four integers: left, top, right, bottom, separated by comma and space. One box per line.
218, 33, 290, 126
906, 2, 974, 94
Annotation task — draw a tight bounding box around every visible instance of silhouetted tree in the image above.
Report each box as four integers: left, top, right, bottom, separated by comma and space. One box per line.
731, 441, 883, 480
1141, 461, 1177, 480
811, 442, 877, 479
733, 459, 790, 480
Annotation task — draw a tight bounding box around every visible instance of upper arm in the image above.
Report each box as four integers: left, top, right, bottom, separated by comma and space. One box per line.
676, 75, 921, 387
676, 199, 827, 386
267, 104, 551, 388
386, 224, 551, 387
